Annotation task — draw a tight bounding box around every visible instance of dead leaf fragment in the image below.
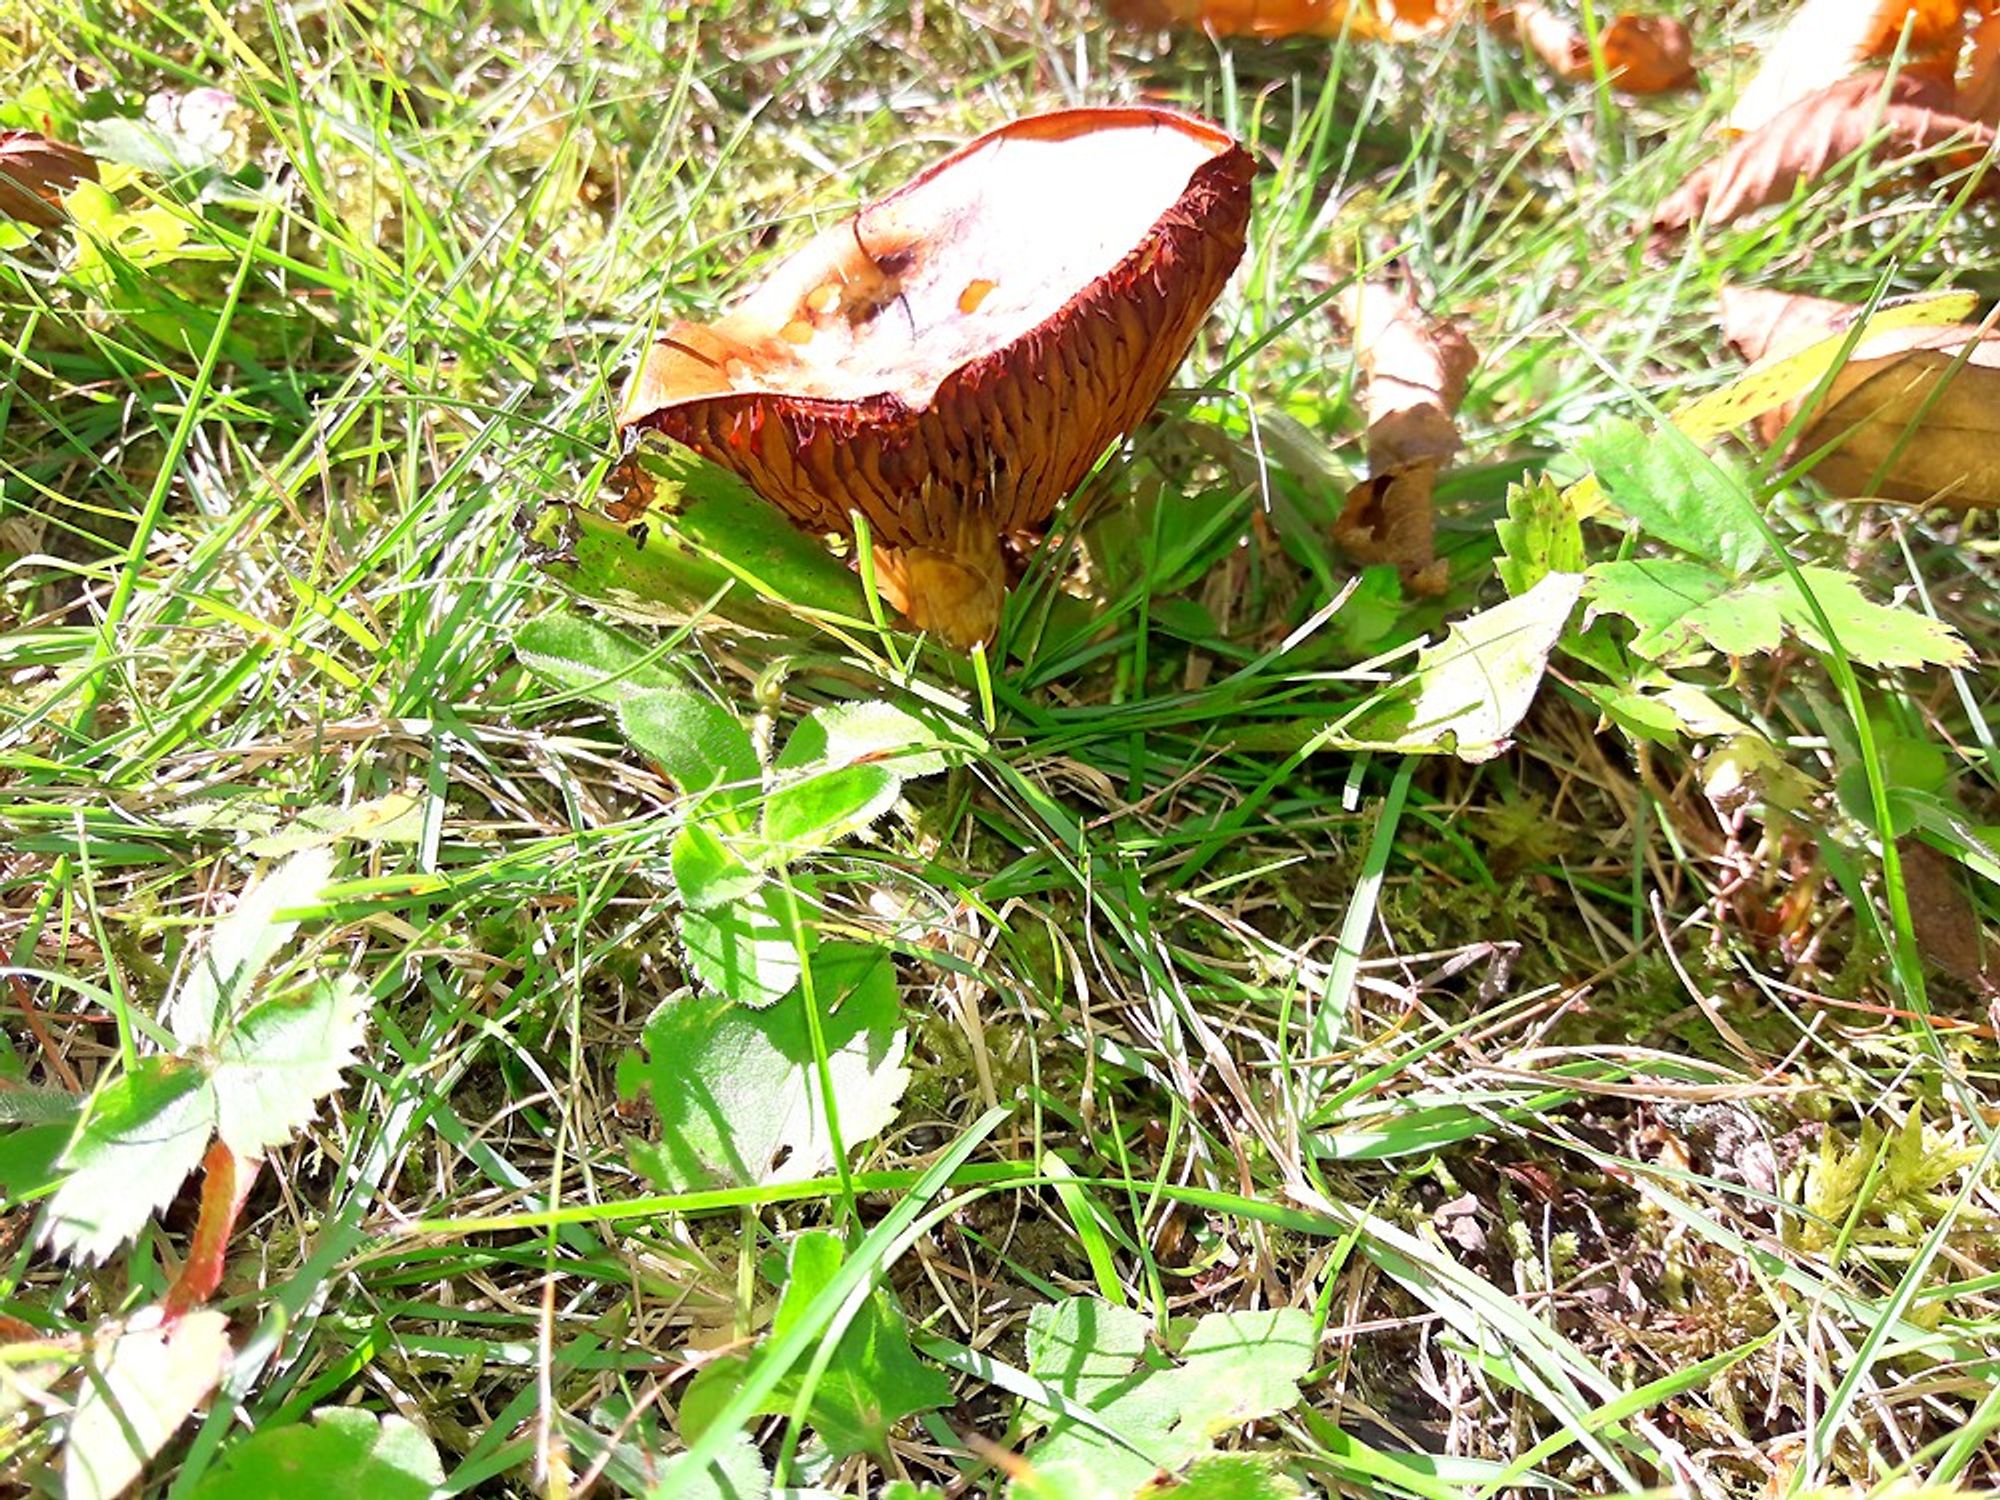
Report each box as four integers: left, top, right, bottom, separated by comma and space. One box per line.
1108, 0, 1459, 40
1897, 837, 1994, 992
1332, 272, 1478, 593
1727, 0, 1976, 135
1721, 284, 2000, 507
0, 129, 98, 229
1959, 9, 2000, 122
1515, 4, 1696, 93
1654, 69, 1990, 234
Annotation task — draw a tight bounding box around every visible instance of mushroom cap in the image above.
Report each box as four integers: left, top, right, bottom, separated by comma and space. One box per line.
617, 107, 1255, 561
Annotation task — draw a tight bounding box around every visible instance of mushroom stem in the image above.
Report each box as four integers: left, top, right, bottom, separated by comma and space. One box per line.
872, 519, 1007, 650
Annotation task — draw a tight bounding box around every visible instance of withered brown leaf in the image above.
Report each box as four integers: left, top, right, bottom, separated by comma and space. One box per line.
0, 129, 98, 230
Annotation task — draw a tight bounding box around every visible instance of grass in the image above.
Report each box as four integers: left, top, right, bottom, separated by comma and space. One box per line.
3, 0, 1999, 1496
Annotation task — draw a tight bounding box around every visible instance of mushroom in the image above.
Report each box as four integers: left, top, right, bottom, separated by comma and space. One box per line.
617, 106, 1256, 649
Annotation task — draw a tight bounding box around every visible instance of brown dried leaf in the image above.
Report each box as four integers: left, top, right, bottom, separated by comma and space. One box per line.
1897, 837, 1994, 992
0, 129, 98, 230
1332, 275, 1477, 593
1727, 0, 1976, 135
1514, 4, 1696, 93
1654, 69, 1989, 234
1720, 284, 2000, 507
1108, 0, 1460, 40
1959, 9, 2000, 122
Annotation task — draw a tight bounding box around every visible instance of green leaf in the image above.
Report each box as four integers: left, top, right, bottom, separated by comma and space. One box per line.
681, 1230, 950, 1461
1834, 726, 1952, 838
1338, 572, 1584, 762
671, 821, 761, 910
166, 846, 334, 1048
1777, 568, 1971, 669
619, 944, 909, 1191
186, 1407, 445, 1500
618, 690, 762, 815
1580, 418, 1769, 573
776, 702, 954, 779
1144, 1455, 1302, 1500
1584, 559, 1784, 664
0, 1121, 71, 1200
678, 879, 813, 1008
42, 1059, 215, 1264
524, 440, 869, 635
763, 763, 902, 854
644, 1433, 771, 1500
515, 609, 685, 704
243, 792, 424, 857
210, 976, 370, 1157
1494, 475, 1586, 598
1016, 1300, 1315, 1500
65, 1311, 231, 1500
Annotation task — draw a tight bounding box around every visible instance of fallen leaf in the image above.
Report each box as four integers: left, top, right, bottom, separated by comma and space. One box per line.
1108, 0, 1459, 40
1721, 284, 2000, 507
619, 107, 1254, 649
1898, 837, 1993, 991
0, 129, 98, 229
1962, 9, 2000, 122
1654, 68, 1990, 234
1726, 0, 1976, 135
1332, 270, 1478, 594
1514, 4, 1696, 94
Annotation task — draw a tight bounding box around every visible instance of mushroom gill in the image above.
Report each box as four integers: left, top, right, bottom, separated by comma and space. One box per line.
617, 106, 1256, 649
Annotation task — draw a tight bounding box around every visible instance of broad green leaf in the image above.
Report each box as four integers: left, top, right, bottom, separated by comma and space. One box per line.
1017, 1299, 1315, 1500
244, 792, 424, 857
186, 1407, 444, 1500
645, 1433, 771, 1500
670, 821, 760, 910
1583, 681, 1745, 746
1143, 1455, 1302, 1500
211, 976, 369, 1156
1494, 475, 1586, 598
1580, 418, 1769, 573
65, 1311, 230, 1500
1673, 291, 1977, 444
680, 1230, 950, 1460
619, 944, 909, 1191
1777, 568, 1971, 669
1834, 726, 1952, 838
618, 690, 762, 814
1337, 572, 1584, 762
678, 879, 812, 1008
1584, 559, 1784, 664
763, 763, 902, 854
166, 846, 334, 1048
42, 1059, 215, 1264
515, 610, 684, 704
0, 1121, 71, 1201
776, 702, 954, 779
525, 440, 868, 635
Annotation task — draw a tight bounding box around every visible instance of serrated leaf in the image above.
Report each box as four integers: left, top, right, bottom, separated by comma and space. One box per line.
1584, 559, 1784, 664
645, 1433, 771, 1500
776, 702, 953, 779
762, 763, 902, 854
618, 690, 761, 817
678, 879, 812, 1008
167, 846, 334, 1048
1778, 568, 1971, 669
1580, 417, 1769, 573
42, 1059, 215, 1264
515, 610, 684, 703
211, 976, 369, 1156
1337, 572, 1584, 762
619, 944, 909, 1191
1494, 475, 1586, 598
1017, 1300, 1316, 1500
680, 1230, 950, 1461
186, 1406, 444, 1500
65, 1310, 230, 1500
670, 821, 760, 910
